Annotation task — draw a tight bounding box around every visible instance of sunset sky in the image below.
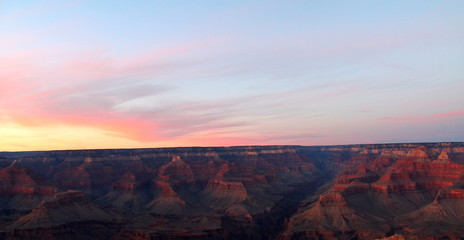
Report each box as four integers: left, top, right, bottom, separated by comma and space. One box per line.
1, 1, 463, 151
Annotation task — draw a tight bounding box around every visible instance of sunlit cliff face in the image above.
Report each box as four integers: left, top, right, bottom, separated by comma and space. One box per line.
1, 1, 463, 150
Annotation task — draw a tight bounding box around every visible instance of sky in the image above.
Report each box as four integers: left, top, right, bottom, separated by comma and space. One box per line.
0, 0, 463, 151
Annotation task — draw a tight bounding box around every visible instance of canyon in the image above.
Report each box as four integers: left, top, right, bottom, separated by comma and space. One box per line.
0, 142, 463, 240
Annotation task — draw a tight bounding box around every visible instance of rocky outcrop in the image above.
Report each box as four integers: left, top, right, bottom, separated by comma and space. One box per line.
397, 190, 464, 238
53, 167, 91, 190
434, 150, 452, 164
281, 145, 464, 240
112, 172, 137, 192
0, 165, 56, 214
6, 190, 119, 229
370, 150, 464, 194
145, 180, 185, 214
0, 165, 55, 196
199, 179, 248, 209
435, 188, 464, 201
157, 155, 195, 183
406, 146, 429, 159
99, 172, 151, 210
2, 190, 121, 239
282, 190, 389, 240
317, 191, 346, 207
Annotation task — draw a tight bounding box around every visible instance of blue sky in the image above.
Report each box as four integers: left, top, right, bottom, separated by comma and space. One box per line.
0, 0, 463, 150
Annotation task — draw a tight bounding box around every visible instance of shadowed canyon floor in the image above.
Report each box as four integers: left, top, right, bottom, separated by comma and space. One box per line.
0, 143, 464, 240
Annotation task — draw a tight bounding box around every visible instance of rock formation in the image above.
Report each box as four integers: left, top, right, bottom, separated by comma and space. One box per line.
0, 143, 463, 239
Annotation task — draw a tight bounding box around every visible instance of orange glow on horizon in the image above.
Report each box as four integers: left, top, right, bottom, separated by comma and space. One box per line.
0, 121, 265, 151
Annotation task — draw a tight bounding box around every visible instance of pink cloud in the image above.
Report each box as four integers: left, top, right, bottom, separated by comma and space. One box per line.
430, 110, 464, 118
0, 38, 260, 144
380, 110, 464, 124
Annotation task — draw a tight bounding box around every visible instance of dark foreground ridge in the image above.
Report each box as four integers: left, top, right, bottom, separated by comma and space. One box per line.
0, 142, 463, 240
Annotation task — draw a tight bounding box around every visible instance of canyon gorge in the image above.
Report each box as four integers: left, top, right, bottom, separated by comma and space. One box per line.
0, 142, 463, 240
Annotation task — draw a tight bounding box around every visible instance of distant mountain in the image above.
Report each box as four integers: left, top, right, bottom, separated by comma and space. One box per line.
0, 143, 463, 239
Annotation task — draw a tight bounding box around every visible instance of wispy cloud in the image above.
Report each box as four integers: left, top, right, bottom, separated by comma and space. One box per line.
1, 0, 463, 150
379, 110, 464, 124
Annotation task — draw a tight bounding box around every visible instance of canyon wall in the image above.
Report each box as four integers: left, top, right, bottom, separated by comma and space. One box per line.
0, 143, 463, 239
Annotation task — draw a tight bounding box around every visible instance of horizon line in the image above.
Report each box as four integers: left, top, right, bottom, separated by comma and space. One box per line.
1, 141, 463, 153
